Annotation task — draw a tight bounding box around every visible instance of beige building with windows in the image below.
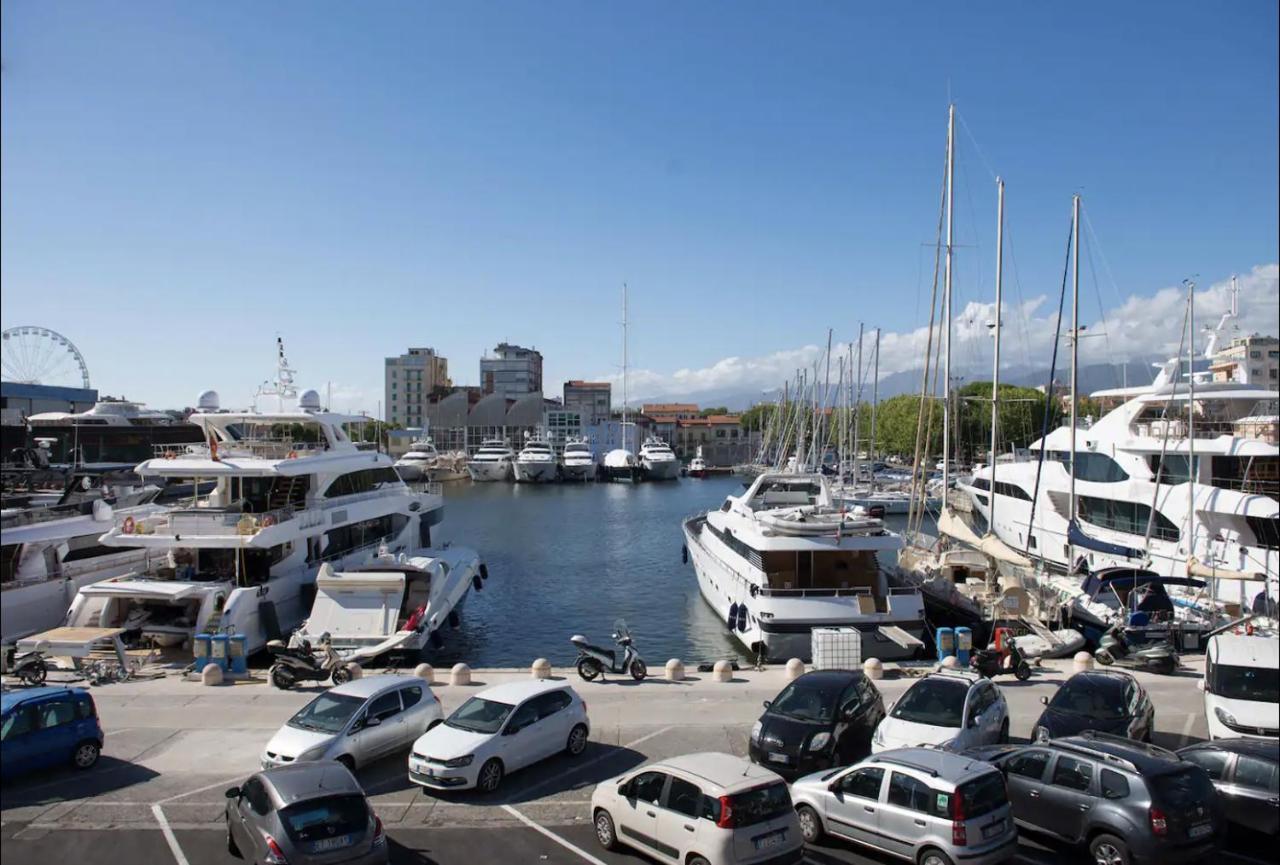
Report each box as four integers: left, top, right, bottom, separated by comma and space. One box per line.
1210, 334, 1279, 386
385, 347, 451, 426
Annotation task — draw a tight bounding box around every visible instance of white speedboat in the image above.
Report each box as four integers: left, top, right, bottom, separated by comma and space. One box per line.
65, 383, 447, 655
560, 437, 596, 482
394, 439, 440, 482
297, 545, 485, 663
513, 437, 557, 483
639, 436, 680, 481
682, 472, 927, 662
466, 439, 515, 482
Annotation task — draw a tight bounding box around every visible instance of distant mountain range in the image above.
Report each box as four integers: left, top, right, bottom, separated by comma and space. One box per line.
627, 357, 1165, 411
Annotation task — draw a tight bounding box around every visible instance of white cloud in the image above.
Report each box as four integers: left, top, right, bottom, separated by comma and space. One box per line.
590, 263, 1279, 403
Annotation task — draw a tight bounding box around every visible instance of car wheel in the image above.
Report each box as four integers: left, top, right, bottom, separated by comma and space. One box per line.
796, 804, 824, 843
226, 821, 241, 858
998, 718, 1010, 744
72, 740, 100, 770
918, 846, 954, 865
566, 723, 589, 756
477, 758, 504, 793
1089, 833, 1131, 865
688, 857, 711, 865
593, 809, 619, 851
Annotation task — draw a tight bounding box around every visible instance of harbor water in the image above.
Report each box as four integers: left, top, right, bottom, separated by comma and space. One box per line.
425, 475, 926, 669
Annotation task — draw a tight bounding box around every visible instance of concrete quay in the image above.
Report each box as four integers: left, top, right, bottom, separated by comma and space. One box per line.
0, 656, 1265, 865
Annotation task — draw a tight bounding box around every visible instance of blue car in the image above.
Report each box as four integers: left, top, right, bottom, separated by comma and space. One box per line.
1, 686, 104, 780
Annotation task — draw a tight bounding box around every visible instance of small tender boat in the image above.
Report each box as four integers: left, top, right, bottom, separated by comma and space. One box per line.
756, 505, 883, 537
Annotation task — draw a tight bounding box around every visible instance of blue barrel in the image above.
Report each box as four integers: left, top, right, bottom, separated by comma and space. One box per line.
955, 627, 973, 666
192, 634, 213, 672
209, 634, 230, 673
227, 635, 249, 675
936, 627, 955, 661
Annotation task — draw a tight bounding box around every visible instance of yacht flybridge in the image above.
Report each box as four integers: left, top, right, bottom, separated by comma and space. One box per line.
560, 436, 596, 482
513, 436, 557, 483
638, 436, 680, 481
682, 472, 926, 662
66, 387, 447, 655
466, 439, 515, 482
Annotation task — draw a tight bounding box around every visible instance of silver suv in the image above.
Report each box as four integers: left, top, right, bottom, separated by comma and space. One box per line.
790, 747, 1018, 865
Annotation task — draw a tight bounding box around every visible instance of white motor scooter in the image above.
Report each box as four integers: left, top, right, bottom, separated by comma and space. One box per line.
570, 619, 646, 681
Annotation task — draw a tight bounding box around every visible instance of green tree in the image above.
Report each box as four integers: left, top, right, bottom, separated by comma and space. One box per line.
699, 406, 729, 417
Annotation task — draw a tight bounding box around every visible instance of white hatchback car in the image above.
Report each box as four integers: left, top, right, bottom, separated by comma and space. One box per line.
872, 670, 1008, 753
408, 680, 589, 793
591, 752, 803, 865
262, 675, 442, 771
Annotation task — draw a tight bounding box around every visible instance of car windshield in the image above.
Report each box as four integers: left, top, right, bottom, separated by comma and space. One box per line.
445, 697, 513, 734
288, 693, 365, 734
280, 794, 367, 844
770, 681, 839, 723
1150, 767, 1216, 810
1212, 663, 1280, 703
891, 679, 967, 727
1049, 678, 1128, 719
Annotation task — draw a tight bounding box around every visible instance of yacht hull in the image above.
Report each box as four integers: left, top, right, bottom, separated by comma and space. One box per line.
394, 463, 428, 482
467, 461, 512, 482
642, 459, 681, 481
513, 461, 557, 483
560, 462, 595, 482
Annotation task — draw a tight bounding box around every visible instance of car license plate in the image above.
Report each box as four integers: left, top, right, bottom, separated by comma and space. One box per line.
754, 830, 786, 851
982, 819, 1003, 839
312, 834, 352, 852
768, 752, 791, 764
1189, 822, 1212, 839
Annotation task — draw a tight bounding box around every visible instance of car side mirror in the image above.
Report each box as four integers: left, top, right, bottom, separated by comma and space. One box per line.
504, 723, 521, 736
618, 780, 631, 797
1040, 696, 1049, 705
841, 705, 857, 720
224, 786, 241, 799
969, 713, 982, 727
762, 700, 771, 709
365, 715, 382, 727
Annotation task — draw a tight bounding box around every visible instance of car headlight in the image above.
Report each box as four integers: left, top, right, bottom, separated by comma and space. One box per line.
872, 726, 885, 745
444, 754, 475, 768
807, 732, 832, 752
750, 721, 763, 743
1214, 707, 1238, 727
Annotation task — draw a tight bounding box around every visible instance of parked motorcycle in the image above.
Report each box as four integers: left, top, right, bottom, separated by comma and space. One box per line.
266, 631, 352, 690
571, 620, 646, 681
970, 639, 1032, 681
8, 643, 49, 686
1095, 626, 1178, 675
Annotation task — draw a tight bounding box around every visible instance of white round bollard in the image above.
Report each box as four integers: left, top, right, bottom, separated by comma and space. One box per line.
450, 662, 472, 686
940, 655, 960, 670
345, 662, 362, 680
665, 659, 685, 681
200, 664, 223, 686
413, 663, 435, 683
1073, 651, 1095, 673
531, 658, 552, 680
712, 660, 733, 683
863, 657, 884, 680
784, 658, 805, 681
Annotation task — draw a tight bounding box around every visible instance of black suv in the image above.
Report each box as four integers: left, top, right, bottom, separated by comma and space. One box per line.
966, 732, 1222, 865
748, 669, 884, 779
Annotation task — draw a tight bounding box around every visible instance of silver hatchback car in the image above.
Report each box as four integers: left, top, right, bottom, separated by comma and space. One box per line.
225, 761, 388, 865
790, 747, 1017, 865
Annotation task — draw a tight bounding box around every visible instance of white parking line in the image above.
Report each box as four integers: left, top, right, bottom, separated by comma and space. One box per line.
158, 773, 247, 804
151, 805, 190, 865
517, 725, 676, 800
1179, 712, 1197, 745
501, 804, 609, 865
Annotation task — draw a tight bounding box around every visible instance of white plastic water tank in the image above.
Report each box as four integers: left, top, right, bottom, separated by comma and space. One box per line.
811, 627, 863, 670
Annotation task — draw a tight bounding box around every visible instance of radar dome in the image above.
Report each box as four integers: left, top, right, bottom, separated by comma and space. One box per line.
196, 390, 220, 411
298, 389, 322, 411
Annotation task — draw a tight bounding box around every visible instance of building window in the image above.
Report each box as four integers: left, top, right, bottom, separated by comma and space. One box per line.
1250, 351, 1261, 359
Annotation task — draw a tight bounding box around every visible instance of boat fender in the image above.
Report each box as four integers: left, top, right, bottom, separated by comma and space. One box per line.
448, 610, 460, 628
479, 563, 489, 580
749, 585, 759, 598
681, 545, 688, 564
728, 603, 739, 629
736, 606, 749, 632
473, 574, 483, 591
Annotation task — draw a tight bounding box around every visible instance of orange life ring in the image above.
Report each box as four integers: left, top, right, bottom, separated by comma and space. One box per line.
286, 450, 298, 460
260, 515, 276, 528
122, 516, 136, 534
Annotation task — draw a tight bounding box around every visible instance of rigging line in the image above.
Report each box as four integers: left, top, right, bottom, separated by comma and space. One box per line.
1023, 214, 1076, 559
1143, 294, 1191, 551
1080, 206, 1128, 313
1001, 220, 1035, 369
1083, 221, 1120, 377
956, 110, 1000, 184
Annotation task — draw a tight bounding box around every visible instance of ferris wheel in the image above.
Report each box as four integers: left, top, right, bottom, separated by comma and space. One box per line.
1, 326, 91, 389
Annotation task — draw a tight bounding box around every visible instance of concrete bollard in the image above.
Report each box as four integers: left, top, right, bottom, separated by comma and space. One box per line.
784, 658, 805, 681
201, 664, 224, 686
450, 663, 472, 686
1073, 651, 1095, 673
664, 659, 685, 681
712, 660, 733, 683
413, 663, 435, 683
863, 658, 884, 680
345, 663, 362, 680
531, 658, 552, 680
940, 655, 960, 670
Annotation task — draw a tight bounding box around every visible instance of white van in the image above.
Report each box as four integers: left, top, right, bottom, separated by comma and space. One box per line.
1201, 634, 1279, 740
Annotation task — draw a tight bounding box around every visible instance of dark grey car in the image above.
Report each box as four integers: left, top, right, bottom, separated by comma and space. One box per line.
225, 761, 388, 865
1178, 738, 1279, 836
965, 732, 1223, 865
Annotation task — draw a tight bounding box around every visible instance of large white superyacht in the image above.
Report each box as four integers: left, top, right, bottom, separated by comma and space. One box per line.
513, 435, 557, 483
560, 436, 596, 481
466, 439, 515, 482
65, 387, 448, 655
682, 472, 926, 661
638, 436, 681, 481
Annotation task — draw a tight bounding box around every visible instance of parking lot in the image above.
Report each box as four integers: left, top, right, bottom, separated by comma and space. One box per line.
0, 658, 1269, 865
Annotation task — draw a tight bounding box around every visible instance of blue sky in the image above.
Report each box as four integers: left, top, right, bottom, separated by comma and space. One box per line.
2, 1, 1277, 412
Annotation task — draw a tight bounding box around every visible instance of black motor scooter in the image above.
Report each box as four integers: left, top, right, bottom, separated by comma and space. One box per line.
1095, 626, 1178, 675
970, 640, 1032, 681
6, 646, 48, 686
266, 631, 352, 690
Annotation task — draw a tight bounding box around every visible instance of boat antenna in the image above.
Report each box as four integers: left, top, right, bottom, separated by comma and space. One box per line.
942, 103, 955, 511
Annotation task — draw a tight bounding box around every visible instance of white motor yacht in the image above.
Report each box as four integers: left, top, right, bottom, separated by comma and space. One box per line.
682, 472, 927, 662
394, 439, 440, 482
688, 447, 708, 478
513, 437, 557, 483
466, 439, 515, 482
639, 436, 681, 481
560, 437, 596, 482
64, 386, 448, 655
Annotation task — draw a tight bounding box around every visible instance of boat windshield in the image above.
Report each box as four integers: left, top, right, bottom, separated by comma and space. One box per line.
289, 693, 365, 734
890, 679, 966, 727
445, 697, 514, 734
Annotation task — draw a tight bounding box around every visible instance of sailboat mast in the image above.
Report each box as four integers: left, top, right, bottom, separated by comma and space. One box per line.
1187, 280, 1197, 574
990, 177, 1005, 534
852, 323, 865, 486
871, 327, 880, 471
942, 103, 955, 499
1069, 194, 1081, 565
622, 283, 629, 452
